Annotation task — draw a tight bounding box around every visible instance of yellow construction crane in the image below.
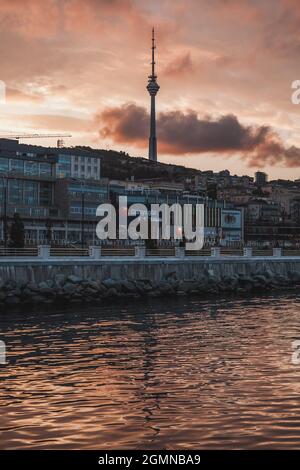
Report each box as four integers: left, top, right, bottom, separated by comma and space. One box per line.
0, 132, 72, 148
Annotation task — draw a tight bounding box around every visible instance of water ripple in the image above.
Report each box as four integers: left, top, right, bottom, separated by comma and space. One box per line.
0, 293, 300, 449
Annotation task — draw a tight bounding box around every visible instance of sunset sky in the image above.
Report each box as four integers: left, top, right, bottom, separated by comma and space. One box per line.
0, 0, 300, 179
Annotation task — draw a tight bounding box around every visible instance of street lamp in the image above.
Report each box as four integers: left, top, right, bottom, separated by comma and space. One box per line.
1, 171, 13, 248
81, 183, 85, 249
1, 177, 7, 248
71, 178, 85, 249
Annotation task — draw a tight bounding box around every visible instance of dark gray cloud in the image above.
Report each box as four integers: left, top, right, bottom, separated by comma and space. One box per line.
97, 102, 300, 167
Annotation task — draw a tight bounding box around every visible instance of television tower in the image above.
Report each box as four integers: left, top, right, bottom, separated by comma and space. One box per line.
147, 28, 160, 162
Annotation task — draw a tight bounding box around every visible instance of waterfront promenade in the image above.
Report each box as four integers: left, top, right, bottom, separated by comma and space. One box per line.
0, 246, 300, 308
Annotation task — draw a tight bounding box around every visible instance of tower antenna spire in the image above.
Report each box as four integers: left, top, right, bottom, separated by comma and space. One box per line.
147, 27, 160, 162
151, 27, 156, 78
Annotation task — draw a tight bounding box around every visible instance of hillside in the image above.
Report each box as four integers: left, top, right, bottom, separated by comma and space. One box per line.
76, 146, 201, 181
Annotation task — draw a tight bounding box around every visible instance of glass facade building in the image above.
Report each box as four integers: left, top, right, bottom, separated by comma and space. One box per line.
56, 154, 71, 178
0, 157, 52, 178
0, 139, 103, 245
0, 138, 243, 247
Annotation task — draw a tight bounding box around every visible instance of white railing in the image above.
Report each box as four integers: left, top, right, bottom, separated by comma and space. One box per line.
0, 246, 299, 259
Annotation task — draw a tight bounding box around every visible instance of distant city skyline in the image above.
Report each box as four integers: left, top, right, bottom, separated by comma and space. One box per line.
0, 0, 300, 180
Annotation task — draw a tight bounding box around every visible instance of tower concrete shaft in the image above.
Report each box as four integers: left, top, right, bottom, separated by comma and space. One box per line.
147, 28, 160, 162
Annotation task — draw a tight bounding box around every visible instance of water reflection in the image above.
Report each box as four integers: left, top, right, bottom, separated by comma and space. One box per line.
0, 294, 300, 449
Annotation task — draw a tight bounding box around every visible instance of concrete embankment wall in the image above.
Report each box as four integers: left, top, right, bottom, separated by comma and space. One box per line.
1, 257, 300, 283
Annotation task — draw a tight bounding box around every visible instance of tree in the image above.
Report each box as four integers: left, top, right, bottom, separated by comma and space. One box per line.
9, 213, 25, 248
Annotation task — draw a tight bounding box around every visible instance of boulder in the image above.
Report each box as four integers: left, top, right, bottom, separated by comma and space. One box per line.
26, 283, 41, 293
5, 295, 20, 305
158, 281, 174, 295
165, 271, 178, 281
84, 287, 99, 297
102, 278, 117, 289
4, 280, 17, 290
179, 279, 199, 293
104, 287, 118, 298
67, 274, 82, 284
63, 282, 77, 294
54, 274, 66, 287
121, 280, 136, 293
31, 295, 47, 303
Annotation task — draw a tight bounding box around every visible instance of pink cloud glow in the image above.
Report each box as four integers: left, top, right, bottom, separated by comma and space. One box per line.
0, 0, 300, 178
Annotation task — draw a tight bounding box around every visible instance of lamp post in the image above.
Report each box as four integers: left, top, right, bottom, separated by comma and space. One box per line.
71, 178, 85, 248
1, 174, 12, 248
81, 184, 85, 249
2, 179, 7, 248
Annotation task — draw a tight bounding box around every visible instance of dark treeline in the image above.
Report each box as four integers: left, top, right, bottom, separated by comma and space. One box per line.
77, 146, 202, 181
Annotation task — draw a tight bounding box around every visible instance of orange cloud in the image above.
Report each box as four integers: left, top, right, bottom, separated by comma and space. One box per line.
23, 114, 92, 132
6, 87, 44, 103
0, 0, 300, 178
163, 52, 194, 77
0, 0, 60, 37
0, 0, 152, 39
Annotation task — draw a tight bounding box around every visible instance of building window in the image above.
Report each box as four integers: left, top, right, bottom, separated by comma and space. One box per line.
24, 181, 38, 205
85, 207, 96, 215
39, 181, 52, 206
70, 205, 96, 216
0, 158, 9, 173
57, 154, 71, 178
24, 161, 39, 176
31, 207, 47, 217
8, 179, 23, 204
40, 162, 52, 177
10, 159, 24, 174
70, 206, 81, 214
